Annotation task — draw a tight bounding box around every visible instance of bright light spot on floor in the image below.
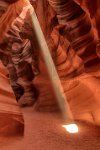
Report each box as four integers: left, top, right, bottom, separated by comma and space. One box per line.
62, 124, 79, 133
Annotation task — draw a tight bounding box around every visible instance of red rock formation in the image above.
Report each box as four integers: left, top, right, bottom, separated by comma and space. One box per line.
0, 61, 24, 137
31, 0, 100, 125
0, 0, 100, 126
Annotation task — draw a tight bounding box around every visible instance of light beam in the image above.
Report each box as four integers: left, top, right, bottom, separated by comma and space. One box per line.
25, 0, 79, 133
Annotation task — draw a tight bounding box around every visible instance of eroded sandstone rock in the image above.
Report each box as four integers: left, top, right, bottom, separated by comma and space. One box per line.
0, 61, 24, 137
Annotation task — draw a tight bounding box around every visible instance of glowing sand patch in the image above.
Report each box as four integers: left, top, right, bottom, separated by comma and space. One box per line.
62, 124, 79, 133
